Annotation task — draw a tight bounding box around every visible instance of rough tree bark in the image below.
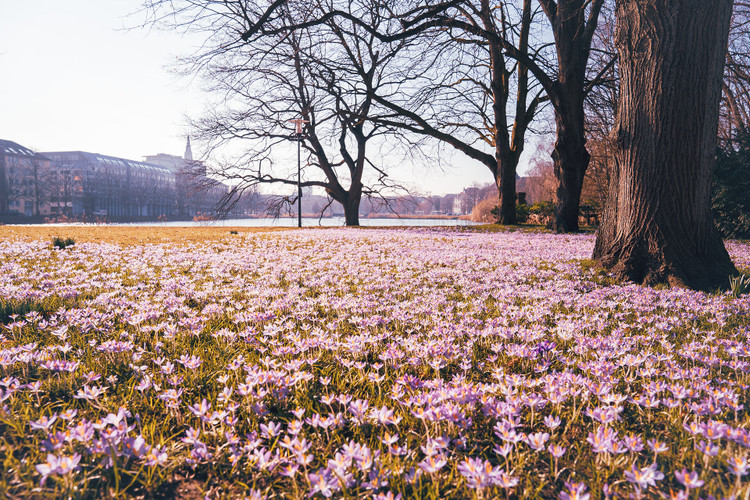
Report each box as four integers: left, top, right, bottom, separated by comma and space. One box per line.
552, 83, 590, 233
593, 0, 737, 291
495, 150, 518, 225
492, 0, 537, 225
538, 0, 603, 233
342, 190, 361, 226
488, 0, 517, 225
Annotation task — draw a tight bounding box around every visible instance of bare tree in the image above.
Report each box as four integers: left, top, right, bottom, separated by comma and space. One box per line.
355, 0, 548, 224
47, 167, 75, 217
143, 0, 408, 226
403, 0, 610, 232
581, 2, 617, 213
720, 2, 750, 146
1, 150, 49, 217
529, 0, 606, 232
30, 159, 49, 216
593, 0, 737, 291
240, 0, 613, 231
522, 136, 556, 202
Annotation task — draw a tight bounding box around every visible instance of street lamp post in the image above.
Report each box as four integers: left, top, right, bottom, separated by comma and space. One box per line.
296, 133, 302, 228
290, 118, 308, 228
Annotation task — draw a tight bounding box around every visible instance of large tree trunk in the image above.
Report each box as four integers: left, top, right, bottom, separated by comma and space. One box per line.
495, 153, 519, 225
552, 97, 589, 232
547, 0, 600, 233
593, 0, 737, 291
342, 191, 361, 227
485, 0, 517, 226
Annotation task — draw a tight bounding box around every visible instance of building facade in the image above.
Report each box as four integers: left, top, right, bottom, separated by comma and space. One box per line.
41, 151, 177, 218
0, 138, 233, 221
0, 140, 51, 216
144, 138, 228, 218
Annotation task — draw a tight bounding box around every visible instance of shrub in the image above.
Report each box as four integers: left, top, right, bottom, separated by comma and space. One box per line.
471, 197, 500, 223
486, 202, 531, 224
514, 203, 530, 223
529, 201, 554, 217
484, 199, 598, 227
51, 236, 75, 250
712, 132, 750, 239
526, 201, 554, 226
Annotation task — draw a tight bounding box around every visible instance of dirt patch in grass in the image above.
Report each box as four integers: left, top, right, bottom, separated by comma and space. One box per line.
148, 475, 206, 500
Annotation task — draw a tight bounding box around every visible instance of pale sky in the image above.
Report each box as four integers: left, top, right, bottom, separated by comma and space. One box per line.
0, 1, 512, 196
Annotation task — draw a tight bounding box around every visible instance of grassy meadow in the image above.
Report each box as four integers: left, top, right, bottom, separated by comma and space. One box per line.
0, 225, 749, 499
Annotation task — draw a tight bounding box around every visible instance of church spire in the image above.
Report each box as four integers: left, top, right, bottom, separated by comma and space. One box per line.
184, 136, 193, 161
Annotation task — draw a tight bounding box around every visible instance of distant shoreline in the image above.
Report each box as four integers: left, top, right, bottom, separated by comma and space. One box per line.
0, 213, 473, 225
249, 213, 470, 220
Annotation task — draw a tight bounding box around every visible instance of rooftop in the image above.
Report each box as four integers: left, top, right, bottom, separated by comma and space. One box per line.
0, 139, 49, 160
41, 150, 173, 175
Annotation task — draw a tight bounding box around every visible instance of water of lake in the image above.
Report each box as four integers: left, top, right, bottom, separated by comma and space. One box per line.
85, 217, 479, 228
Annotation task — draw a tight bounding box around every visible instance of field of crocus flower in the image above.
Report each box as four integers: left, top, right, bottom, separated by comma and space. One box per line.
1, 226, 750, 499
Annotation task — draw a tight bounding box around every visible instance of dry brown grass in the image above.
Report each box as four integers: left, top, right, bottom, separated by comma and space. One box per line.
0, 225, 291, 246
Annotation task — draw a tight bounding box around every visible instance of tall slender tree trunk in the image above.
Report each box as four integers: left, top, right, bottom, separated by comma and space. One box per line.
552, 91, 589, 232
484, 0, 517, 225
545, 0, 602, 233
593, 0, 737, 291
